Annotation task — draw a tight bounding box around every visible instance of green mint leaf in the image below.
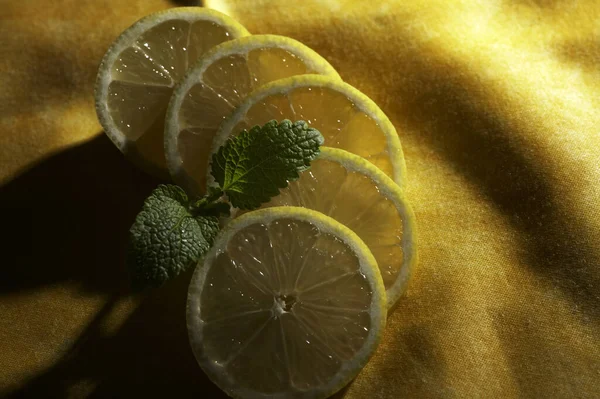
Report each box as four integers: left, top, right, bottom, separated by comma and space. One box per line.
211, 120, 324, 209
127, 184, 220, 289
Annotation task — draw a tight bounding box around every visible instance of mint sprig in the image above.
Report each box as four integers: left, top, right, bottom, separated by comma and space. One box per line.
128, 120, 323, 289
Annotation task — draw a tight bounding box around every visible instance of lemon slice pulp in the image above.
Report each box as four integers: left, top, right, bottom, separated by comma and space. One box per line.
187, 207, 386, 399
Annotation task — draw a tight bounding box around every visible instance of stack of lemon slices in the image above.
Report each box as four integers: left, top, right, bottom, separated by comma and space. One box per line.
96, 7, 417, 399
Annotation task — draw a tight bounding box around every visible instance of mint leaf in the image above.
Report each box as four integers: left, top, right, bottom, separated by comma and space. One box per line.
127, 184, 220, 289
211, 120, 324, 209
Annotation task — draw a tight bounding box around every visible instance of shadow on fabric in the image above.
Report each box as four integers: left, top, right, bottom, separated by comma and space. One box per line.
2, 271, 227, 398
0, 134, 226, 397
174, 0, 202, 5
0, 134, 162, 296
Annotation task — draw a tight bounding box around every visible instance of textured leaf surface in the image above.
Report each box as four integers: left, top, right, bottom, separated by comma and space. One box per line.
211, 120, 324, 209
128, 185, 220, 289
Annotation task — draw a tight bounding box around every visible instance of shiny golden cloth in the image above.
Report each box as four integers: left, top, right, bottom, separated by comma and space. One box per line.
1, 0, 599, 397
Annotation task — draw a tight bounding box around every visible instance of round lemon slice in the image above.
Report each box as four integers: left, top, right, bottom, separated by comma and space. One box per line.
165, 35, 340, 195
95, 7, 249, 178
211, 74, 407, 189
187, 206, 386, 399
254, 147, 417, 309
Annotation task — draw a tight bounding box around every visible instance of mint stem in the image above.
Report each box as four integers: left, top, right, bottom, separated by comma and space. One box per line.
206, 187, 224, 203
190, 188, 229, 218
192, 189, 221, 209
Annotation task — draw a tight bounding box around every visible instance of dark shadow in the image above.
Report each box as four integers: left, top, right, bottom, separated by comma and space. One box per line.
329, 384, 352, 399
0, 134, 163, 296
556, 37, 600, 72
494, 307, 600, 398
507, 0, 562, 7
3, 270, 227, 399
172, 0, 201, 5
0, 134, 226, 398
379, 327, 451, 398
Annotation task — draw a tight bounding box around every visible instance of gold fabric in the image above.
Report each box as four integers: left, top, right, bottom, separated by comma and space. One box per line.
1, 0, 599, 397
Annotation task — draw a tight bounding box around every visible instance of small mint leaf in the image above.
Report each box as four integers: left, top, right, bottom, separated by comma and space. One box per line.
127, 184, 220, 289
211, 120, 323, 210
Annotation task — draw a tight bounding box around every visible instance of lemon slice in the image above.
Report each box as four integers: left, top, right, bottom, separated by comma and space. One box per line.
187, 206, 386, 399
165, 35, 340, 195
253, 147, 417, 310
211, 74, 407, 188
95, 7, 249, 178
